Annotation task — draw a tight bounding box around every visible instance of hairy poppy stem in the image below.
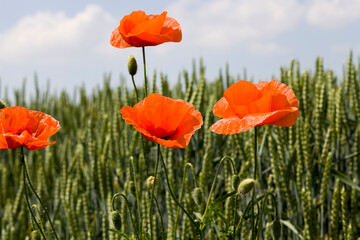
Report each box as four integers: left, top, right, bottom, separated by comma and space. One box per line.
112, 193, 140, 239
173, 163, 198, 238
20, 147, 47, 240
130, 157, 142, 237
154, 195, 165, 239
233, 195, 238, 240
202, 156, 235, 228
149, 144, 161, 240
251, 126, 258, 240
20, 146, 60, 240
256, 192, 279, 239
131, 75, 139, 103
158, 146, 203, 239
142, 46, 148, 97
31, 205, 47, 240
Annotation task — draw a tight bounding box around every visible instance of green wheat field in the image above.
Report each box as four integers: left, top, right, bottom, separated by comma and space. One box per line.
0, 52, 359, 240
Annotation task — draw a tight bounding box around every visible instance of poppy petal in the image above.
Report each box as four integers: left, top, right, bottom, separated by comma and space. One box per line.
245, 107, 299, 127
0, 107, 60, 150
213, 97, 236, 118
121, 93, 202, 148
111, 10, 182, 48
224, 80, 262, 107
210, 117, 255, 135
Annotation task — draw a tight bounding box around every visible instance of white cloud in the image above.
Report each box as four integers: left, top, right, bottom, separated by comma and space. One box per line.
306, 0, 360, 28
167, 0, 304, 49
0, 5, 117, 64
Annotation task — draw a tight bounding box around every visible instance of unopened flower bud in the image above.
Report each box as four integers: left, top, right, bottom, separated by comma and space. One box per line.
127, 55, 138, 76
237, 178, 255, 196
272, 219, 281, 240
111, 210, 122, 230
146, 176, 157, 189
31, 230, 41, 240
192, 187, 204, 206
232, 175, 241, 190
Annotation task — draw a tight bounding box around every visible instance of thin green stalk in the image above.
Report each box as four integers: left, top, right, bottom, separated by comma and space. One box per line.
149, 144, 161, 240
173, 163, 198, 238
154, 195, 165, 239
233, 196, 238, 240
142, 46, 148, 97
21, 146, 60, 240
31, 205, 47, 240
130, 157, 142, 236
202, 156, 235, 229
131, 75, 139, 103
251, 126, 258, 240
158, 146, 202, 239
112, 193, 139, 240
256, 192, 279, 239
22, 155, 47, 240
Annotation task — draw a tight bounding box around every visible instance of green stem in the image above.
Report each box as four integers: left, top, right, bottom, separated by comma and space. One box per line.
233, 196, 238, 240
31, 205, 47, 240
173, 163, 197, 239
202, 156, 235, 228
21, 146, 60, 240
154, 195, 165, 239
131, 75, 139, 103
22, 155, 47, 239
256, 192, 279, 239
149, 144, 161, 240
112, 193, 139, 240
159, 146, 203, 239
130, 156, 142, 236
142, 46, 148, 97
251, 126, 258, 240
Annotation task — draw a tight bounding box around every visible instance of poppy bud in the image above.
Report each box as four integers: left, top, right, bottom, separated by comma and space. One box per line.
127, 55, 138, 76
272, 219, 281, 240
128, 181, 136, 197
111, 210, 122, 230
0, 100, 7, 110
146, 176, 157, 189
192, 187, 204, 206
237, 178, 255, 196
31, 230, 41, 240
232, 175, 241, 190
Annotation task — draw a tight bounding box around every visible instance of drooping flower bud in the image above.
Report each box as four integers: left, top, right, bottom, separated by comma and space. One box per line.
272, 219, 281, 240
192, 187, 205, 206
31, 230, 41, 240
237, 178, 255, 196
146, 176, 157, 189
127, 55, 138, 76
232, 175, 241, 191
111, 210, 122, 230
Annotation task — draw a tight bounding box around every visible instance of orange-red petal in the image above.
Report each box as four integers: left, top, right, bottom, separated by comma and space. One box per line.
0, 106, 60, 150
211, 80, 299, 134
110, 10, 182, 49
121, 94, 202, 148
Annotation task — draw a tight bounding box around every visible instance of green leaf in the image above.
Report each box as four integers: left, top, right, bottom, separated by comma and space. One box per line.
280, 220, 303, 239
331, 169, 360, 191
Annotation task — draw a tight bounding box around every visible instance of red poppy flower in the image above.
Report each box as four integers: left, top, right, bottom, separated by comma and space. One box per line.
210, 80, 299, 134
121, 93, 203, 148
0, 107, 61, 150
110, 10, 182, 48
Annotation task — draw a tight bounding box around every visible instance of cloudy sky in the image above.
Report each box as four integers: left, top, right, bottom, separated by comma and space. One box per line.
0, 0, 359, 97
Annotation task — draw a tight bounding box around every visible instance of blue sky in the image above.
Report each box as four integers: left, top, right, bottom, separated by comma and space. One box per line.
0, 0, 360, 97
